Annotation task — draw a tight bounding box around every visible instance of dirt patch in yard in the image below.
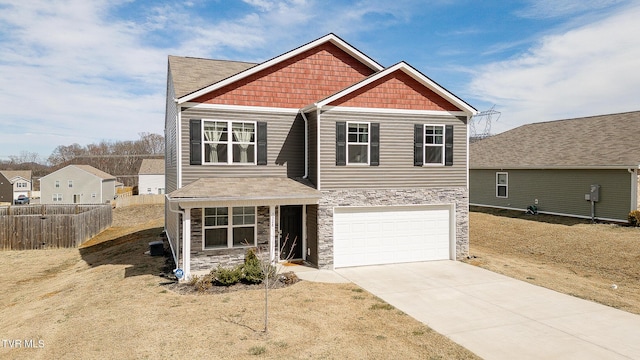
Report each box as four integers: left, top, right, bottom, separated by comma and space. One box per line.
467, 207, 640, 315
0, 204, 479, 359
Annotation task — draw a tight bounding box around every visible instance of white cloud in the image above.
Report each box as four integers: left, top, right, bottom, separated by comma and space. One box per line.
469, 3, 640, 133
516, 0, 627, 19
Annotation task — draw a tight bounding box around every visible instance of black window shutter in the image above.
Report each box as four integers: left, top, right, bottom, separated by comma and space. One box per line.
336, 122, 346, 166
370, 123, 380, 166
257, 122, 267, 165
414, 124, 423, 166
445, 125, 454, 166
189, 119, 202, 165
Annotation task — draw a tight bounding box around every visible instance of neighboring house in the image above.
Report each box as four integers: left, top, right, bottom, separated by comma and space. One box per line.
470, 111, 640, 222
40, 165, 116, 204
138, 159, 165, 194
0, 170, 32, 200
165, 33, 477, 279
0, 172, 12, 204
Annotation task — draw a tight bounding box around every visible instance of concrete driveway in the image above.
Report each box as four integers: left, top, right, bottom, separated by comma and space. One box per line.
335, 261, 640, 360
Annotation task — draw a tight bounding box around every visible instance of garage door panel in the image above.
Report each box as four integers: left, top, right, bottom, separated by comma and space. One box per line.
334, 205, 452, 268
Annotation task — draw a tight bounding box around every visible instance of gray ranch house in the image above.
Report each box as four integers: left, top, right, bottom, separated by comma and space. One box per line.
164, 33, 477, 279
470, 111, 640, 222
40, 165, 116, 204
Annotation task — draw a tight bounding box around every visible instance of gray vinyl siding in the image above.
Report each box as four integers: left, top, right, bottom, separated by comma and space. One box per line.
165, 71, 179, 250
0, 174, 12, 203
319, 111, 468, 190
180, 108, 305, 186
470, 169, 633, 221
306, 111, 318, 186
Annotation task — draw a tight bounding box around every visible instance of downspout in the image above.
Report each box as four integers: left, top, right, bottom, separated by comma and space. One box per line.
165, 194, 183, 275
299, 111, 309, 179
629, 168, 638, 211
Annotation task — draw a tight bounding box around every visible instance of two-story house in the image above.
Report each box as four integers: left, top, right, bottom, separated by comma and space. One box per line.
40, 165, 116, 204
0, 170, 32, 201
165, 34, 477, 279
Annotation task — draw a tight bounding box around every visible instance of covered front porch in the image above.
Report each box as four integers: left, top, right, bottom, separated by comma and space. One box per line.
167, 177, 321, 280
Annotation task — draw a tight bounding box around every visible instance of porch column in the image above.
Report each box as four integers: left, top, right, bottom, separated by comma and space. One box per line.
269, 205, 276, 263
183, 209, 191, 280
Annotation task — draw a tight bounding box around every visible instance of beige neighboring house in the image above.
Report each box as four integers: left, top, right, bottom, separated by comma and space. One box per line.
0, 170, 32, 201
138, 159, 165, 194
40, 165, 116, 204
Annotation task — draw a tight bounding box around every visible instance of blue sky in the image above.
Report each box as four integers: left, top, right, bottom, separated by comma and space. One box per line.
1, 0, 639, 162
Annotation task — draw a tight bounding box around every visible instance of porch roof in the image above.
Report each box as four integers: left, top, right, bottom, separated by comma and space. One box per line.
167, 177, 321, 208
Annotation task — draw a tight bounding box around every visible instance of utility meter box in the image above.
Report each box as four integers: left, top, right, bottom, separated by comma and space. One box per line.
590, 184, 600, 202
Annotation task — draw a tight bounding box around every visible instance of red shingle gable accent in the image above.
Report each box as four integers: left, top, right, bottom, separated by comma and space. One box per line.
328, 71, 461, 111
193, 43, 376, 108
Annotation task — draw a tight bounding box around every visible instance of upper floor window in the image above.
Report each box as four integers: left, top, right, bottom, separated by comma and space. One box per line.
16, 182, 27, 188
496, 172, 508, 198
68, 180, 73, 188
336, 121, 379, 166
414, 124, 454, 167
347, 122, 370, 164
190, 119, 266, 166
55, 180, 60, 188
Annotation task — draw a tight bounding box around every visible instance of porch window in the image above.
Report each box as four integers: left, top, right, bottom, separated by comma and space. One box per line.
203, 206, 256, 249
202, 120, 255, 164
496, 172, 508, 198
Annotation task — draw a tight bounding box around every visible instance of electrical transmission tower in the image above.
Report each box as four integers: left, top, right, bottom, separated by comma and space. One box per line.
470, 105, 501, 142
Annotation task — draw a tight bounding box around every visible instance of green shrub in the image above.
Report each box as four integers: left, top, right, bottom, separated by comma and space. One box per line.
214, 265, 243, 286
629, 210, 640, 227
243, 248, 265, 284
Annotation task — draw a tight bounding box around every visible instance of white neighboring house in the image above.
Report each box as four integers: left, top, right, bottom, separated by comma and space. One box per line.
138, 159, 165, 195
40, 165, 116, 204
0, 170, 32, 200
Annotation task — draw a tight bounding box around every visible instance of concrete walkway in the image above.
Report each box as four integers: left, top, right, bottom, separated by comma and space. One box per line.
328, 261, 640, 360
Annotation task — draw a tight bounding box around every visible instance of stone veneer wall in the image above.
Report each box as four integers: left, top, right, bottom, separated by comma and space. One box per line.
316, 187, 469, 269
190, 206, 272, 272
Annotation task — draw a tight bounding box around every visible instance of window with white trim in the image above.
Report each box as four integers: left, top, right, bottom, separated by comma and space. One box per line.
68, 180, 73, 188
424, 125, 445, 165
347, 122, 369, 164
55, 180, 60, 188
17, 182, 27, 188
203, 120, 256, 164
203, 206, 256, 249
53, 193, 63, 202
496, 172, 508, 198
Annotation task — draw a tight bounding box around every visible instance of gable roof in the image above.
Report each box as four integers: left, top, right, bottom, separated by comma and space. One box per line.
470, 111, 640, 169
168, 56, 257, 98
42, 165, 116, 180
0, 170, 32, 183
311, 61, 477, 116
175, 33, 384, 104
138, 159, 165, 175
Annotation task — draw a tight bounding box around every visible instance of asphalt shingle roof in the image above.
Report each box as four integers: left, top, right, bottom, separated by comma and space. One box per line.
0, 170, 32, 182
168, 56, 257, 98
138, 159, 165, 175
470, 111, 640, 169
72, 165, 116, 180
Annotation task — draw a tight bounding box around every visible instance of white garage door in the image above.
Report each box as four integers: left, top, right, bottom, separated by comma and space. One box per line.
333, 205, 452, 268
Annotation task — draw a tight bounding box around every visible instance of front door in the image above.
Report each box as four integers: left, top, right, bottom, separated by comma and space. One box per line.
279, 205, 303, 260
73, 194, 81, 204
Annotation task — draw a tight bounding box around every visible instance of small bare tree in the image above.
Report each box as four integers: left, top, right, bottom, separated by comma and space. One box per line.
245, 234, 298, 333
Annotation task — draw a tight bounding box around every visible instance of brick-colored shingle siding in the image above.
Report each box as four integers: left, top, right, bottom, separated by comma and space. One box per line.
329, 71, 461, 111
193, 43, 375, 107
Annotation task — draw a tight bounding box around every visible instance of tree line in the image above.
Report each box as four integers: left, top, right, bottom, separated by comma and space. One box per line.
1, 133, 164, 187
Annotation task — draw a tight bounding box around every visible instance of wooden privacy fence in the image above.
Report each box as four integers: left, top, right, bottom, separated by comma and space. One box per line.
114, 194, 165, 208
0, 204, 112, 250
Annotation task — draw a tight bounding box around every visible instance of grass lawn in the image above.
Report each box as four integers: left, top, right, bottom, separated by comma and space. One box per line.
0, 205, 479, 360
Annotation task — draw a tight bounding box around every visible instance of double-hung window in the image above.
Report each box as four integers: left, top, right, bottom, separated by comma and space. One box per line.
203, 206, 256, 249
53, 194, 62, 202
496, 172, 508, 198
68, 180, 73, 188
347, 122, 369, 164
203, 120, 256, 164
424, 125, 445, 165
55, 180, 60, 188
